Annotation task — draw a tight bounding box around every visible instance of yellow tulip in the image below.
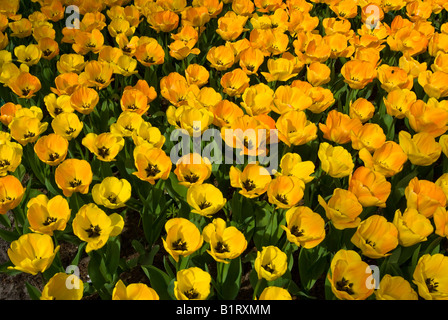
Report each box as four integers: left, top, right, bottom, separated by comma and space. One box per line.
162, 218, 203, 262
413, 254, 448, 300
393, 208, 434, 247
72, 203, 124, 253
187, 183, 226, 217
398, 131, 442, 166
254, 246, 288, 281
7, 233, 59, 275
27, 194, 71, 236
374, 275, 418, 300
405, 177, 447, 218
318, 142, 354, 178
112, 280, 159, 300
174, 267, 211, 300
92, 176, 131, 209
41, 273, 84, 300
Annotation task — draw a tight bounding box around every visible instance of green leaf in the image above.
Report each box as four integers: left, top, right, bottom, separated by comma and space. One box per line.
221, 257, 242, 300
141, 265, 173, 300
0, 228, 20, 242
298, 245, 329, 292
105, 237, 121, 277
25, 282, 41, 300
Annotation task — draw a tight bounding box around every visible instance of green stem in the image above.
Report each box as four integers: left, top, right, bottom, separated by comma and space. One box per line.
252, 278, 263, 300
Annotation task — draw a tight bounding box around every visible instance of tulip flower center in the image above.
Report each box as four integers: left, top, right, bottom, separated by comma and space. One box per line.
243, 137, 254, 150
275, 194, 289, 205
43, 216, 57, 226
425, 278, 439, 293
365, 239, 376, 248
198, 200, 212, 210
0, 159, 10, 168
97, 146, 110, 158
24, 131, 35, 139
42, 49, 52, 57
95, 77, 106, 84
172, 238, 188, 251
85, 224, 102, 238
66, 127, 76, 135
69, 178, 82, 188
215, 241, 230, 253
336, 277, 355, 295
262, 263, 275, 274
184, 288, 199, 299
184, 173, 199, 183
21, 88, 31, 96
48, 153, 60, 162
290, 225, 304, 237
144, 56, 155, 64
145, 164, 161, 177
242, 179, 256, 191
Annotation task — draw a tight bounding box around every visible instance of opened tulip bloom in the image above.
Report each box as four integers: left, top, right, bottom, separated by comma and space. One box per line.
27, 194, 71, 235
187, 183, 226, 216
92, 176, 131, 209
174, 267, 211, 300
413, 254, 448, 300
55, 158, 93, 197
254, 246, 288, 281
72, 203, 124, 253
162, 217, 203, 262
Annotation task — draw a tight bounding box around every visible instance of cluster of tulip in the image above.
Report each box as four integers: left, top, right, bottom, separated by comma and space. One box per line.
0, 0, 448, 301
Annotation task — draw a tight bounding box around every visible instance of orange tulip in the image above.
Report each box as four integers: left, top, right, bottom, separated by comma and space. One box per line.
348, 166, 391, 208
54, 159, 93, 197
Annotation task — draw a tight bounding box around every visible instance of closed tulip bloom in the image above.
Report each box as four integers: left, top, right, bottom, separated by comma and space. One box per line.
230, 163, 272, 198
350, 123, 387, 153
0, 175, 25, 214
405, 177, 446, 218
7, 233, 59, 275
328, 249, 374, 300
351, 215, 398, 259
376, 64, 413, 93
34, 133, 69, 166
254, 246, 288, 281
261, 58, 298, 82
131, 121, 165, 148
267, 175, 305, 209
435, 173, 448, 203
133, 143, 172, 185
92, 177, 131, 209
399, 131, 442, 166
9, 18, 32, 38
374, 275, 418, 300
341, 59, 377, 89
259, 287, 292, 300
185, 64, 209, 88
202, 218, 247, 263
434, 207, 448, 238
276, 110, 318, 146
359, 141, 408, 177
162, 218, 203, 262
72, 203, 124, 253
220, 68, 250, 97
348, 166, 391, 208
318, 142, 354, 178
418, 70, 448, 99
0, 139, 22, 176
27, 194, 71, 236
319, 110, 363, 145
82, 132, 124, 162
413, 254, 448, 300
0, 102, 21, 126
147, 10, 180, 33
281, 206, 325, 249
406, 99, 448, 138
240, 83, 274, 116
318, 188, 362, 230
174, 267, 211, 300
393, 208, 433, 247
112, 280, 159, 300
9, 115, 48, 146
70, 86, 99, 115
174, 153, 212, 188
55, 159, 93, 197
278, 152, 315, 184
41, 273, 84, 300
306, 62, 331, 87
383, 88, 417, 119
187, 183, 226, 217
51, 112, 83, 141
209, 99, 244, 128
349, 98, 375, 123
56, 53, 86, 74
